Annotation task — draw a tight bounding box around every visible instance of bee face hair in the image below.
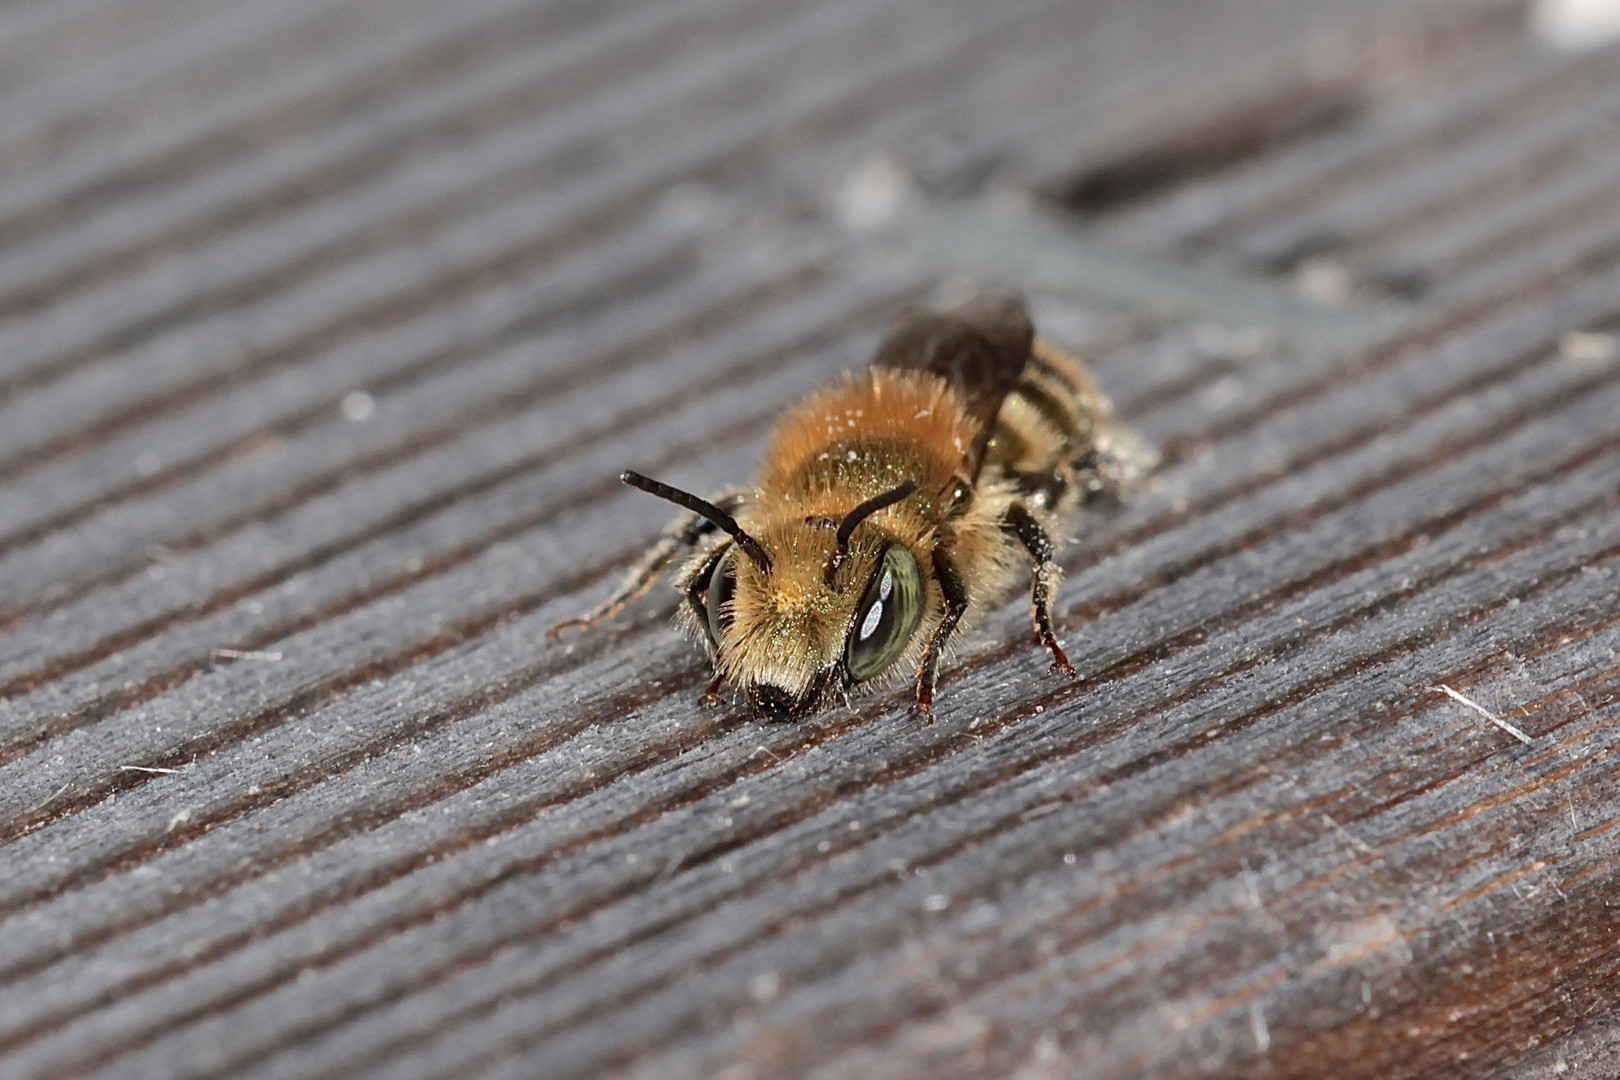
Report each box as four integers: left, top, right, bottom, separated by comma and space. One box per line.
706, 510, 928, 720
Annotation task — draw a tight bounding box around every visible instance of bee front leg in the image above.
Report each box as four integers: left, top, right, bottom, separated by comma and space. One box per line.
679, 542, 731, 708
548, 491, 745, 640
679, 542, 728, 640
1003, 502, 1076, 677
911, 549, 970, 722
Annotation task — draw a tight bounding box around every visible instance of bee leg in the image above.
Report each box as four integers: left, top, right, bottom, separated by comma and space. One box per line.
911, 549, 970, 721
682, 543, 731, 707
1070, 448, 1107, 503
1003, 502, 1076, 677
1006, 464, 1072, 513
548, 492, 745, 640
680, 542, 728, 634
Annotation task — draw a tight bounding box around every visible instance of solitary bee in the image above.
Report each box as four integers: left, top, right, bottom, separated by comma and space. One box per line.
550, 296, 1151, 720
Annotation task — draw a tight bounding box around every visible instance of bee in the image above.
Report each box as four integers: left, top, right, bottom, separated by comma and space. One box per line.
550, 296, 1151, 720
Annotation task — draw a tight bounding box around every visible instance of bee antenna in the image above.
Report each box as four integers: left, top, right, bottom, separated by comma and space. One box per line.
825, 479, 917, 586
620, 470, 771, 572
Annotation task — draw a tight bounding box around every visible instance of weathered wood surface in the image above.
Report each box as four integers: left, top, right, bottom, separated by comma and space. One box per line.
1, 0, 1618, 1077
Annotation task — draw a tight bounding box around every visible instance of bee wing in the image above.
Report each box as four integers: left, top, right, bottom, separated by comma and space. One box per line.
870, 295, 1034, 477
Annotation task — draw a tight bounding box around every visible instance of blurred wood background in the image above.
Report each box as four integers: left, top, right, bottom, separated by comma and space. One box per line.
0, 0, 1618, 1076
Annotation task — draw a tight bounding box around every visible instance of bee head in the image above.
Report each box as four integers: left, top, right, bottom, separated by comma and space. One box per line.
620, 472, 932, 720
701, 481, 929, 720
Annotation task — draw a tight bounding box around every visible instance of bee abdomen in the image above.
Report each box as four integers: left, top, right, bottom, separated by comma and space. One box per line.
985, 343, 1100, 478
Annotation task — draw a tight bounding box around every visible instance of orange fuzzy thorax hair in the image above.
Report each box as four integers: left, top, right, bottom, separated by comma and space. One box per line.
755, 368, 978, 514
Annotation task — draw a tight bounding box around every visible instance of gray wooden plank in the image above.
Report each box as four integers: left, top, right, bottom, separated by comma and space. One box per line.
0, 208, 708, 556
1366, 150, 1620, 283
0, 0, 354, 163
27, 424, 1619, 1080
5, 2, 1620, 1078
0, 0, 762, 326
0, 0, 631, 234
1111, 36, 1620, 255
0, 0, 1043, 395
12, 281, 1620, 1080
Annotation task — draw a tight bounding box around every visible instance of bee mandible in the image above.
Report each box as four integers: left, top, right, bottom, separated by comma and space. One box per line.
550, 296, 1151, 720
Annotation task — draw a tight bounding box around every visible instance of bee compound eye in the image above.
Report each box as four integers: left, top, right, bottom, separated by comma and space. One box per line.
845, 546, 923, 682
705, 550, 737, 647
